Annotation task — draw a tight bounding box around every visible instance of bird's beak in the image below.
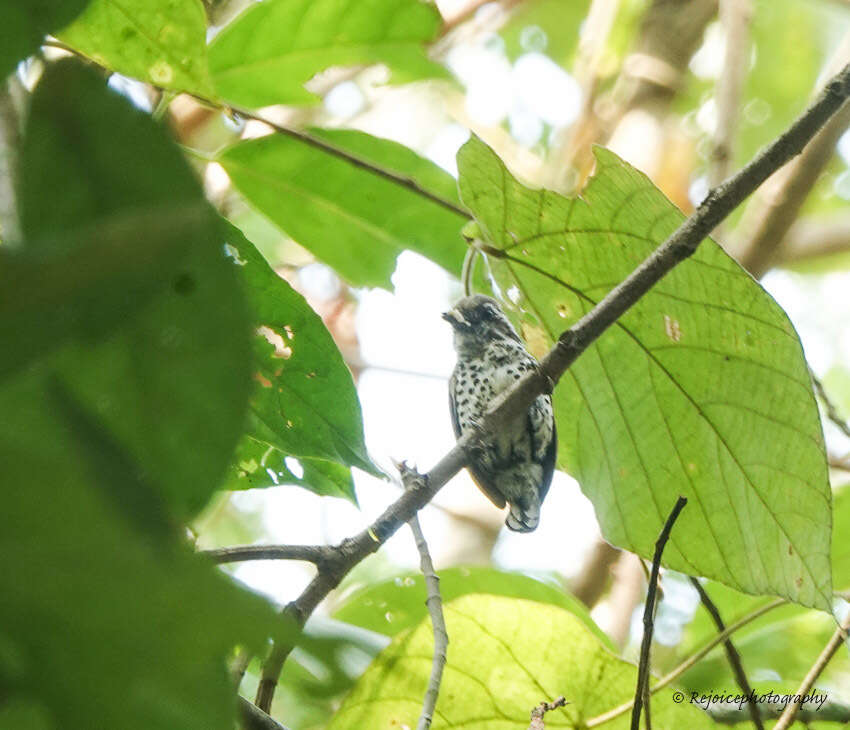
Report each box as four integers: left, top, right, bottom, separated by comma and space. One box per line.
442, 308, 468, 329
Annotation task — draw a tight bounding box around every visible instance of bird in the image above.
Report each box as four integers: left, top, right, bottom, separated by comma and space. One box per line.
443, 294, 557, 532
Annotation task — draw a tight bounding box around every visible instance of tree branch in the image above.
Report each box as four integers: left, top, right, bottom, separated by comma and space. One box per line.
709, 0, 753, 190
40, 40, 471, 223
631, 497, 688, 730
772, 612, 850, 730
409, 512, 447, 730
202, 544, 334, 565
238, 696, 291, 730
395, 463, 449, 730
812, 370, 850, 439
776, 216, 850, 267
688, 578, 763, 730
732, 32, 850, 276
247, 59, 850, 713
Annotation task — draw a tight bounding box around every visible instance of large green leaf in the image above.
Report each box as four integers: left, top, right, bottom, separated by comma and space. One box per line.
0, 0, 90, 79
223, 223, 377, 481
0, 61, 277, 730
208, 0, 446, 107
333, 566, 614, 650
218, 129, 467, 288
457, 136, 831, 610
57, 0, 214, 96
326, 595, 714, 729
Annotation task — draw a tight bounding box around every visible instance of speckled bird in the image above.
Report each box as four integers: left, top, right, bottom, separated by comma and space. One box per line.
443, 295, 556, 532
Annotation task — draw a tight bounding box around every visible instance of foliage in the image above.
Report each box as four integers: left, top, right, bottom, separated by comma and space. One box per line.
1, 0, 848, 729
0, 60, 278, 730
458, 136, 830, 610
326, 595, 715, 729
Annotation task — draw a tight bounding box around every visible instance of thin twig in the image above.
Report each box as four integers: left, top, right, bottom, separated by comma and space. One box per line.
40, 40, 471, 222
812, 370, 850, 439
238, 696, 291, 730
202, 544, 333, 565
733, 31, 850, 277
249, 60, 850, 712
529, 696, 568, 729
631, 496, 688, 730
709, 0, 753, 190
225, 103, 471, 219
772, 612, 850, 730
586, 598, 786, 727
397, 464, 449, 730
688, 577, 763, 730
410, 513, 447, 730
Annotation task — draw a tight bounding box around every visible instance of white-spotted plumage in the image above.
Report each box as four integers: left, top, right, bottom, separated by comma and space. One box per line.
444, 295, 556, 532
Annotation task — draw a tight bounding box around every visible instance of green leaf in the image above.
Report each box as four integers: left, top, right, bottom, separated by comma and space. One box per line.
219, 130, 467, 288
327, 595, 715, 729
223, 433, 358, 503
208, 0, 446, 107
334, 566, 614, 649
57, 0, 215, 96
0, 61, 277, 730
0, 0, 90, 78
223, 223, 378, 480
457, 136, 831, 610
8, 60, 251, 519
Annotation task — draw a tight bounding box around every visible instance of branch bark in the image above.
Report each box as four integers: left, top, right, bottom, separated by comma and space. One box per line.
202, 544, 333, 565
709, 0, 753, 190
410, 512, 447, 730
399, 464, 449, 730
242, 58, 850, 713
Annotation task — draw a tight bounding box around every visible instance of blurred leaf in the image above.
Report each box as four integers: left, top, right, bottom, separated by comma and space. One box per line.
223, 223, 377, 481
500, 0, 590, 65
0, 60, 277, 730
0, 0, 90, 79
8, 60, 252, 519
219, 130, 467, 288
224, 434, 358, 503
736, 0, 830, 169
680, 602, 849, 695
57, 0, 215, 96
241, 617, 389, 730
208, 0, 446, 107
326, 595, 714, 729
457, 136, 831, 610
334, 565, 614, 649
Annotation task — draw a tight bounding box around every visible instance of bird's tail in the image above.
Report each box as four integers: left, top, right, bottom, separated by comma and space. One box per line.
505, 497, 540, 532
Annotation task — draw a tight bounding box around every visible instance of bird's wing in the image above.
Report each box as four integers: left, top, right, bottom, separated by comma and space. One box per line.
449, 372, 507, 509
528, 396, 557, 501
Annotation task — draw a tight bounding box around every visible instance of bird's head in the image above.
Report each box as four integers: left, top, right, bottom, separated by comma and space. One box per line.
442, 295, 521, 356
